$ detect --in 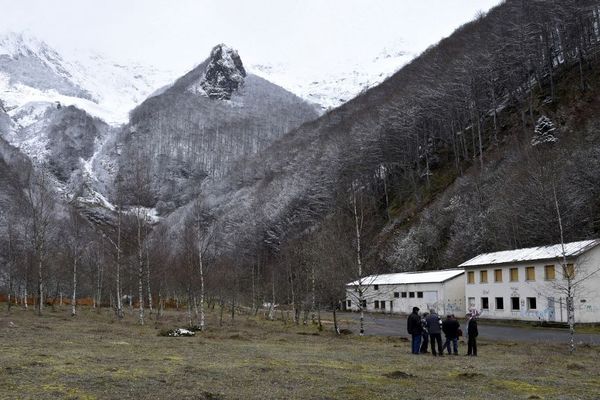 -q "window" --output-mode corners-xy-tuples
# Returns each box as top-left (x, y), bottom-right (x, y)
(494, 269), (503, 282)
(409, 292), (415, 298)
(495, 297), (504, 310)
(417, 292), (423, 298)
(480, 270), (488, 283)
(347, 300), (351, 308)
(467, 271), (475, 284)
(481, 297), (489, 310)
(468, 297), (475, 308)
(511, 297), (520, 311)
(401, 292), (407, 298)
(527, 297), (537, 310)
(526, 266), (535, 281)
(374, 300), (380, 309)
(544, 265), (555, 280)
(380, 301), (386, 310)
(563, 263), (575, 279)
(393, 292), (400, 298)
(361, 300), (367, 308)
(510, 268), (519, 282)
(374, 285), (379, 291)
